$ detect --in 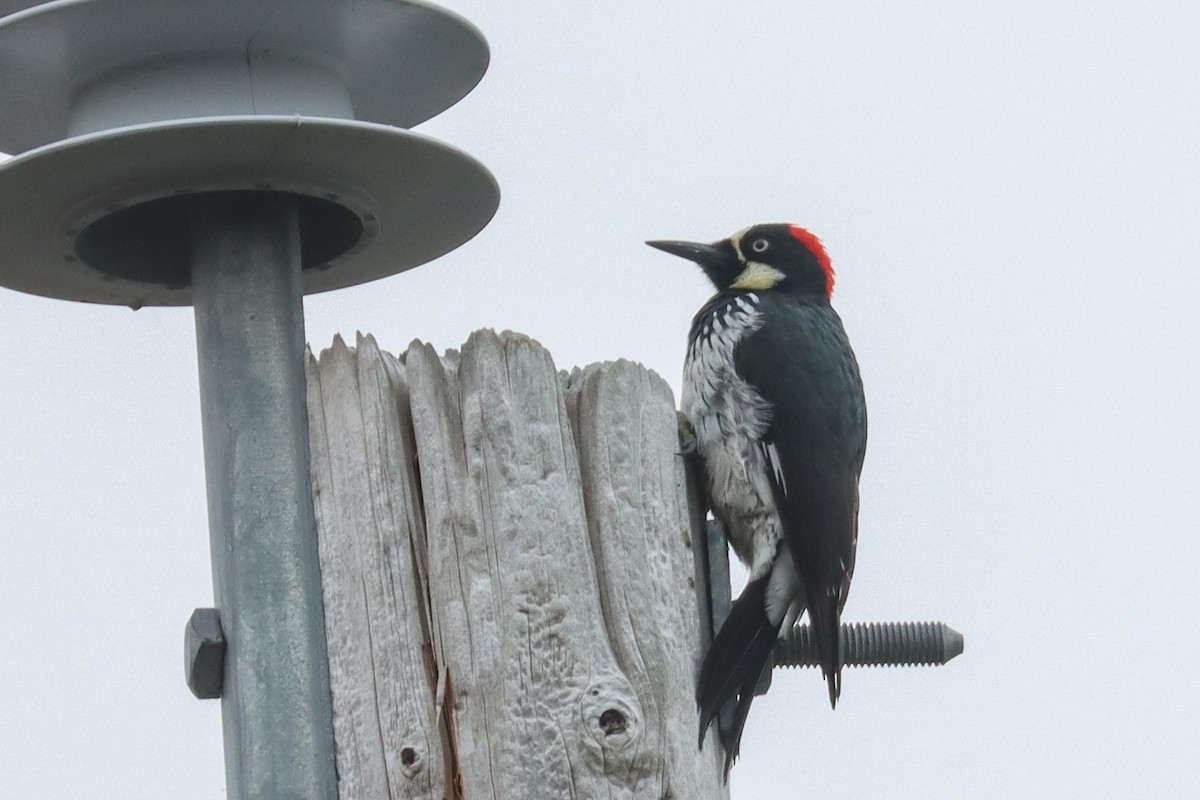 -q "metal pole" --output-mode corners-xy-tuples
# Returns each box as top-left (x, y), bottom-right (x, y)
(191, 192), (338, 800)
